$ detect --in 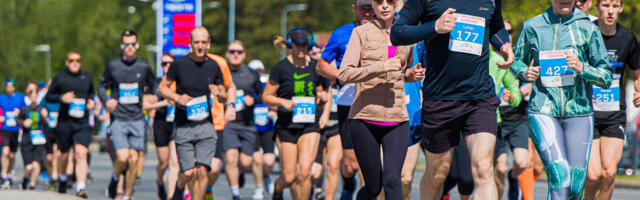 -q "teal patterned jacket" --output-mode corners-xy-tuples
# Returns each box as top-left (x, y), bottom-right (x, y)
(511, 7), (613, 117)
